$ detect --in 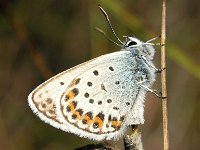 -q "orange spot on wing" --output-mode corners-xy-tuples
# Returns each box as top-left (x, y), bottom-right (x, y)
(82, 115), (92, 125)
(67, 91), (75, 100)
(93, 117), (104, 128)
(68, 78), (81, 87)
(111, 121), (122, 128)
(73, 111), (81, 120)
(68, 102), (75, 111)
